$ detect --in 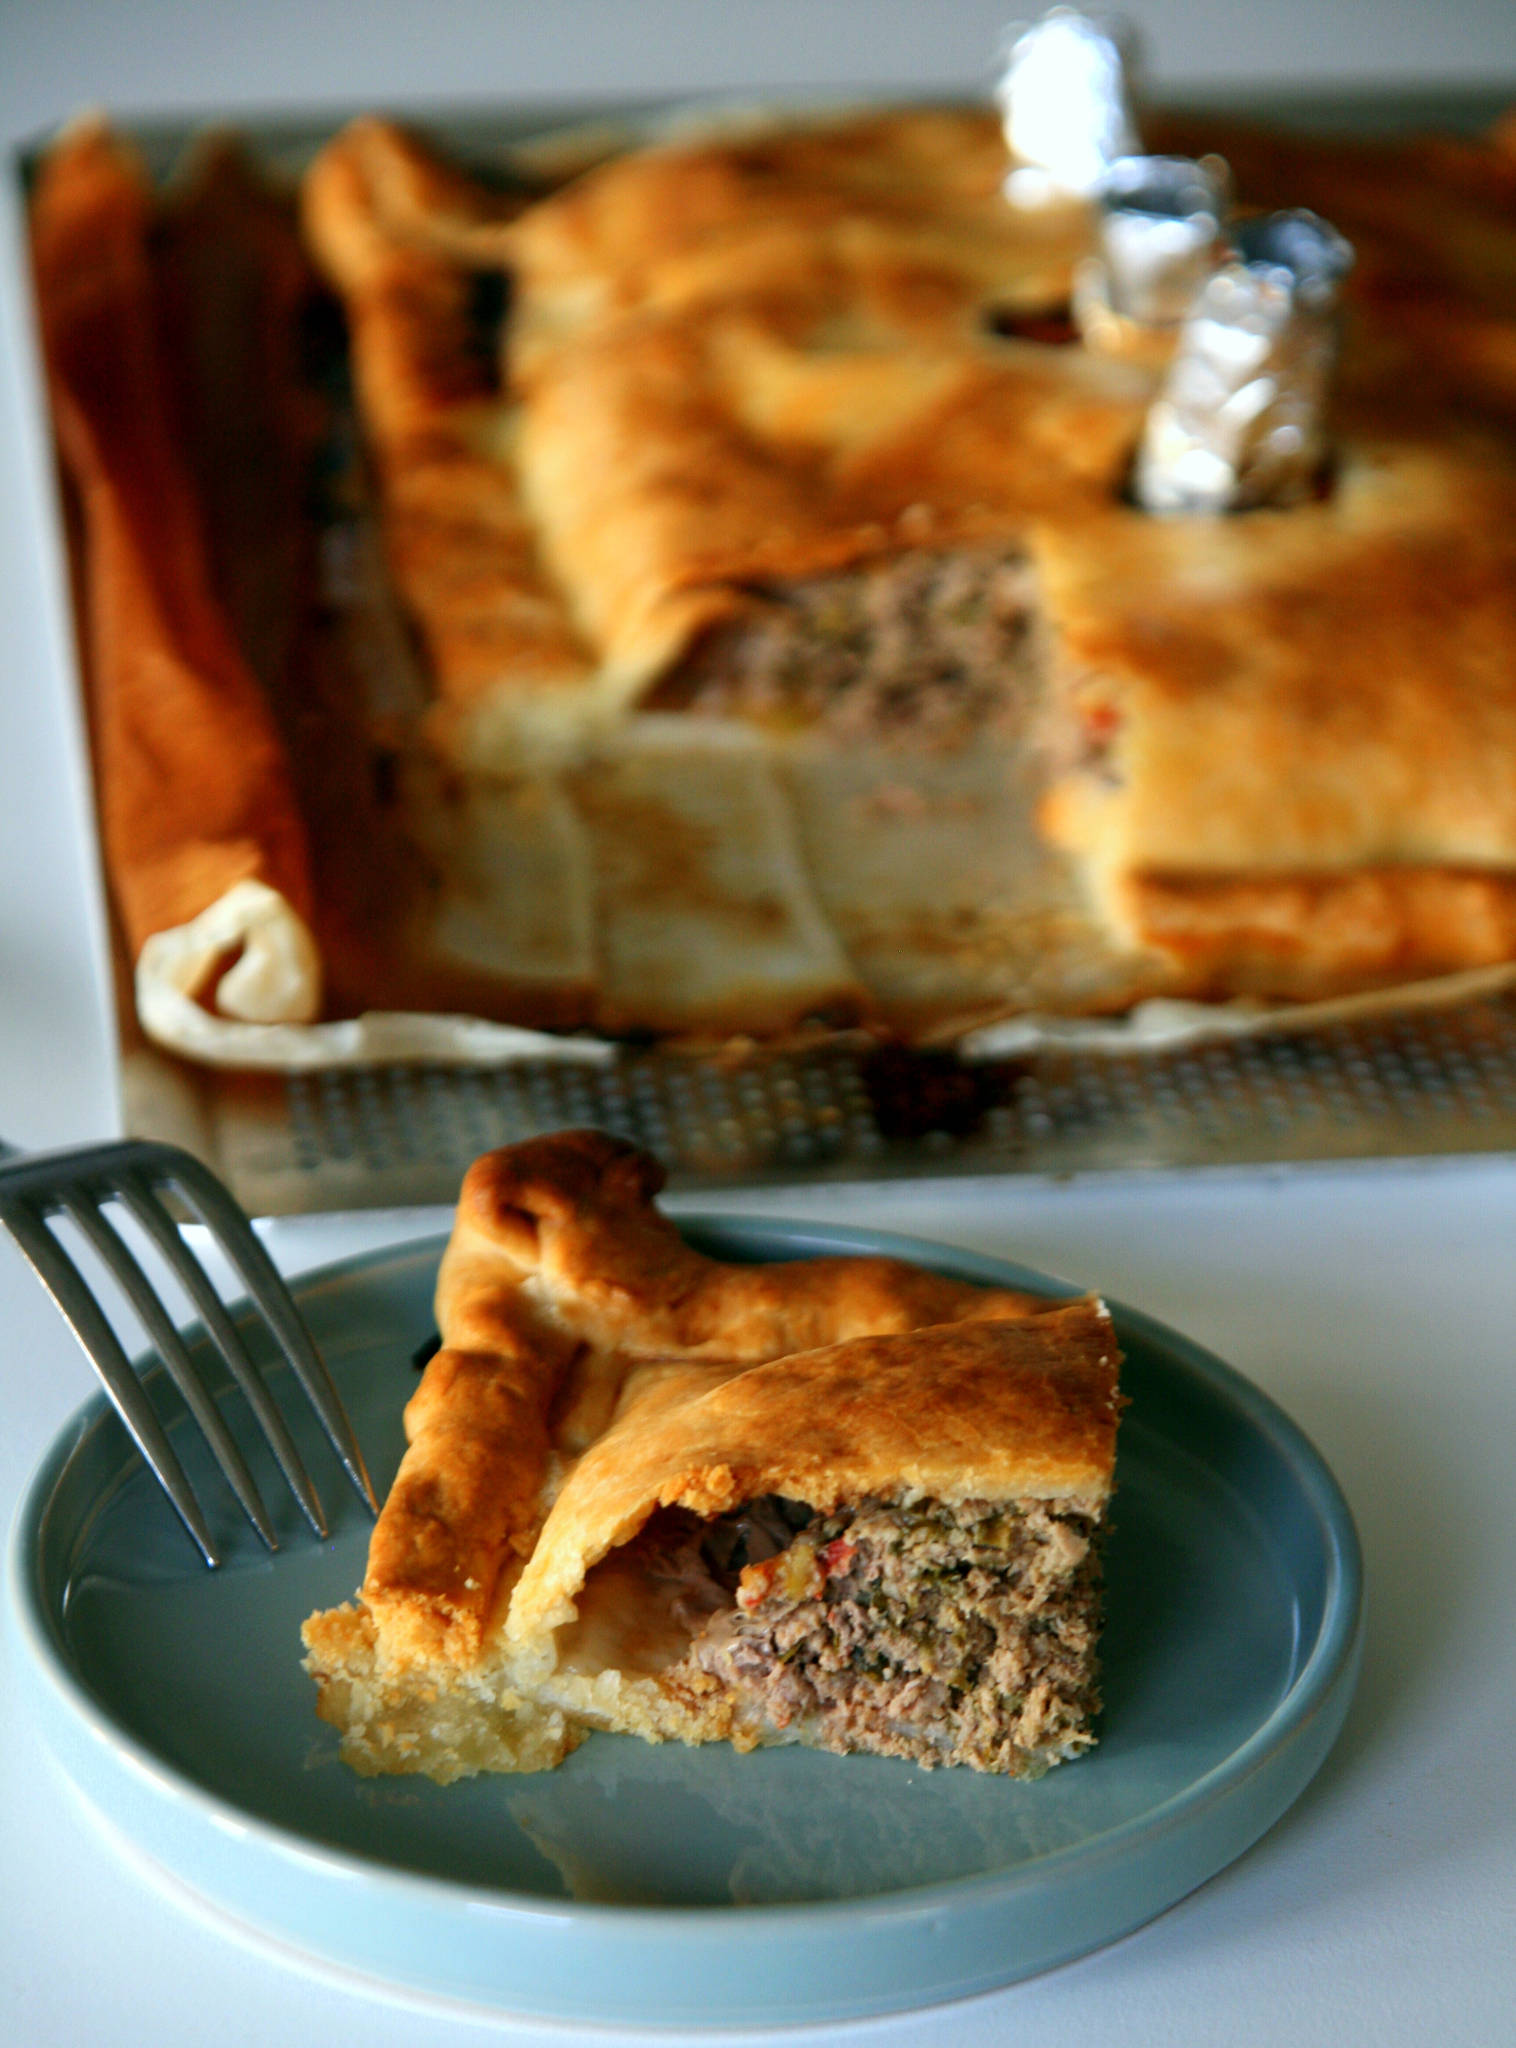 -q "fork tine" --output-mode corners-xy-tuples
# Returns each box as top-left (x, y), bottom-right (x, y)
(150, 1153), (378, 1515)
(59, 1190), (279, 1551)
(0, 1192), (220, 1567)
(110, 1168), (331, 1540)
(3, 1135), (375, 1560)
